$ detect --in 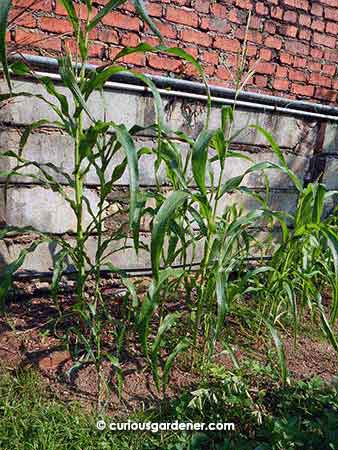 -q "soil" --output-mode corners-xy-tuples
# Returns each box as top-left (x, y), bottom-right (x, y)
(0, 281), (337, 414)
